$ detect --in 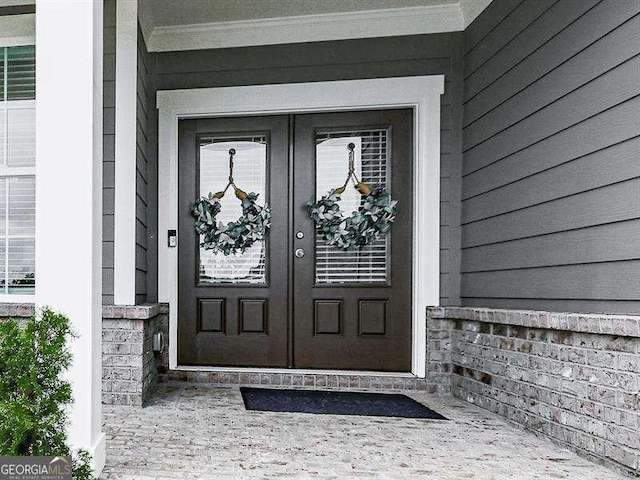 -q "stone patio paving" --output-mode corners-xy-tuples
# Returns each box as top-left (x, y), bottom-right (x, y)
(101, 383), (626, 479)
